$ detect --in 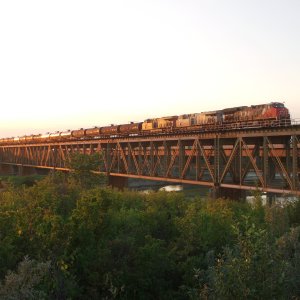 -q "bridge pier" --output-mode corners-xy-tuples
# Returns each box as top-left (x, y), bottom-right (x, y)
(18, 166), (37, 176)
(0, 164), (39, 176)
(266, 193), (276, 205)
(108, 175), (128, 191)
(212, 185), (246, 201)
(0, 164), (15, 176)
